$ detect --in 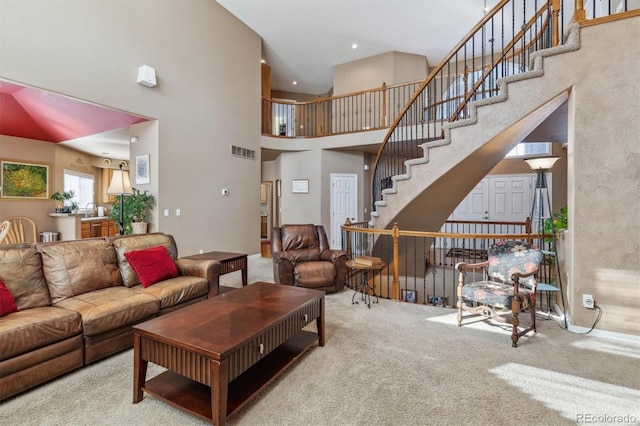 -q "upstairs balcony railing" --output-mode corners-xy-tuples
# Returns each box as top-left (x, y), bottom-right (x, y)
(262, 80), (422, 138)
